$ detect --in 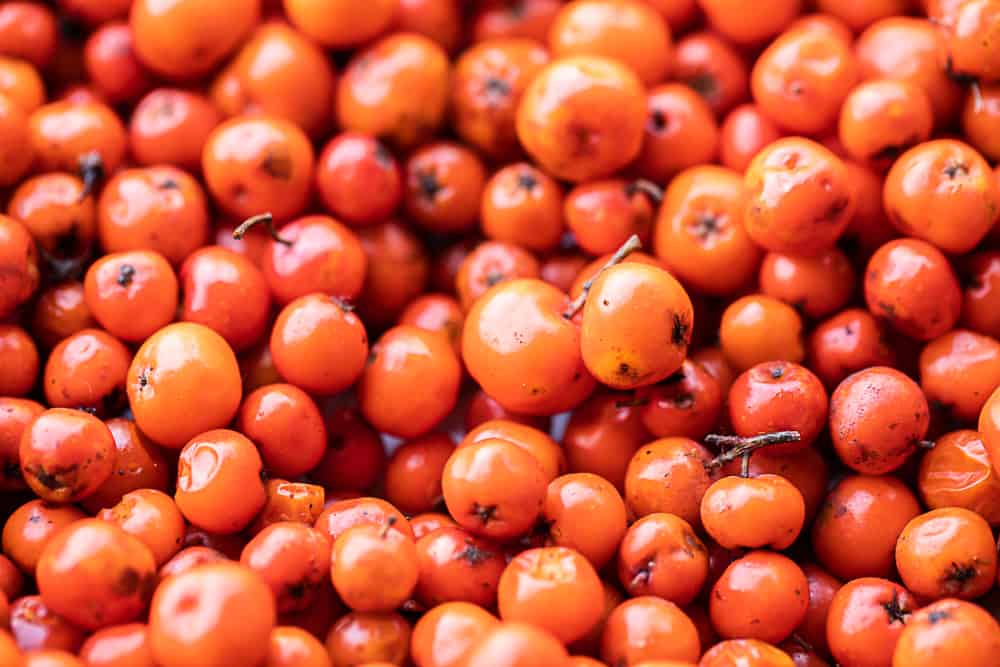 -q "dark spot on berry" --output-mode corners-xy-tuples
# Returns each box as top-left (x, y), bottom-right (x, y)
(671, 313), (690, 346)
(416, 168), (443, 200)
(117, 264), (136, 287)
